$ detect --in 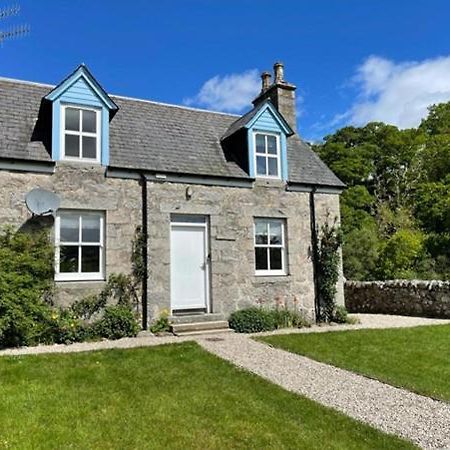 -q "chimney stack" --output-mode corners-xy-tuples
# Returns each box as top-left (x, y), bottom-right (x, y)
(252, 61), (297, 133)
(274, 62), (284, 83)
(261, 71), (271, 91)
